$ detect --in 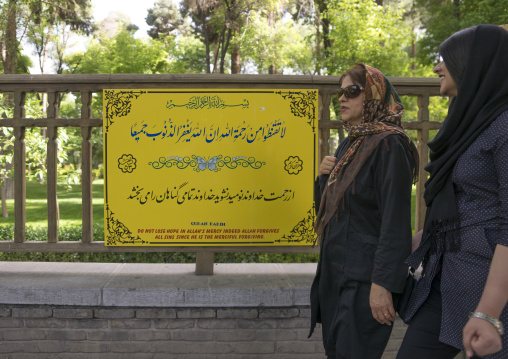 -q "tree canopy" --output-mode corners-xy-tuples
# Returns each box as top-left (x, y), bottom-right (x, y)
(0, 0), (95, 74)
(0, 0), (506, 76)
(416, 0), (508, 65)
